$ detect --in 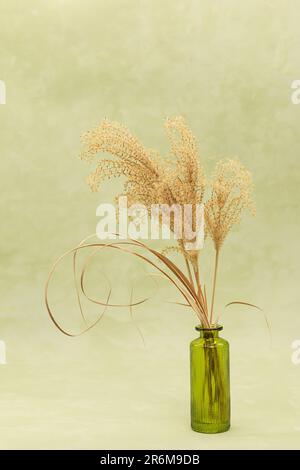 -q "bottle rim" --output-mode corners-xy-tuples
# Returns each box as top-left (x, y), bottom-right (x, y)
(195, 324), (223, 332)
